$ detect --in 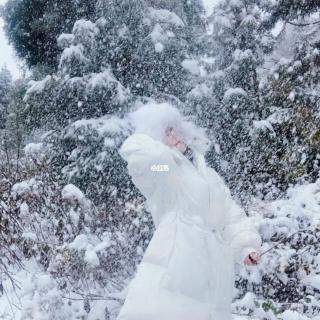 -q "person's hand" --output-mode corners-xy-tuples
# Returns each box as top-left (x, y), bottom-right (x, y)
(164, 127), (187, 153)
(244, 252), (261, 266)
